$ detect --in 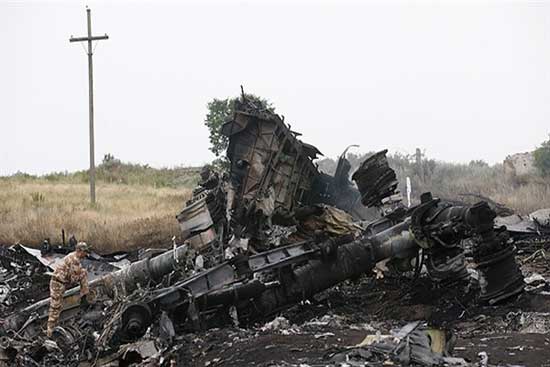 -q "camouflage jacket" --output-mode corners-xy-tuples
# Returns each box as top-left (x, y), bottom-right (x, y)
(52, 252), (89, 295)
